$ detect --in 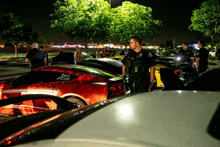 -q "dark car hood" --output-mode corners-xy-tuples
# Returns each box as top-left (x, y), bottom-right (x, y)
(160, 68), (184, 90)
